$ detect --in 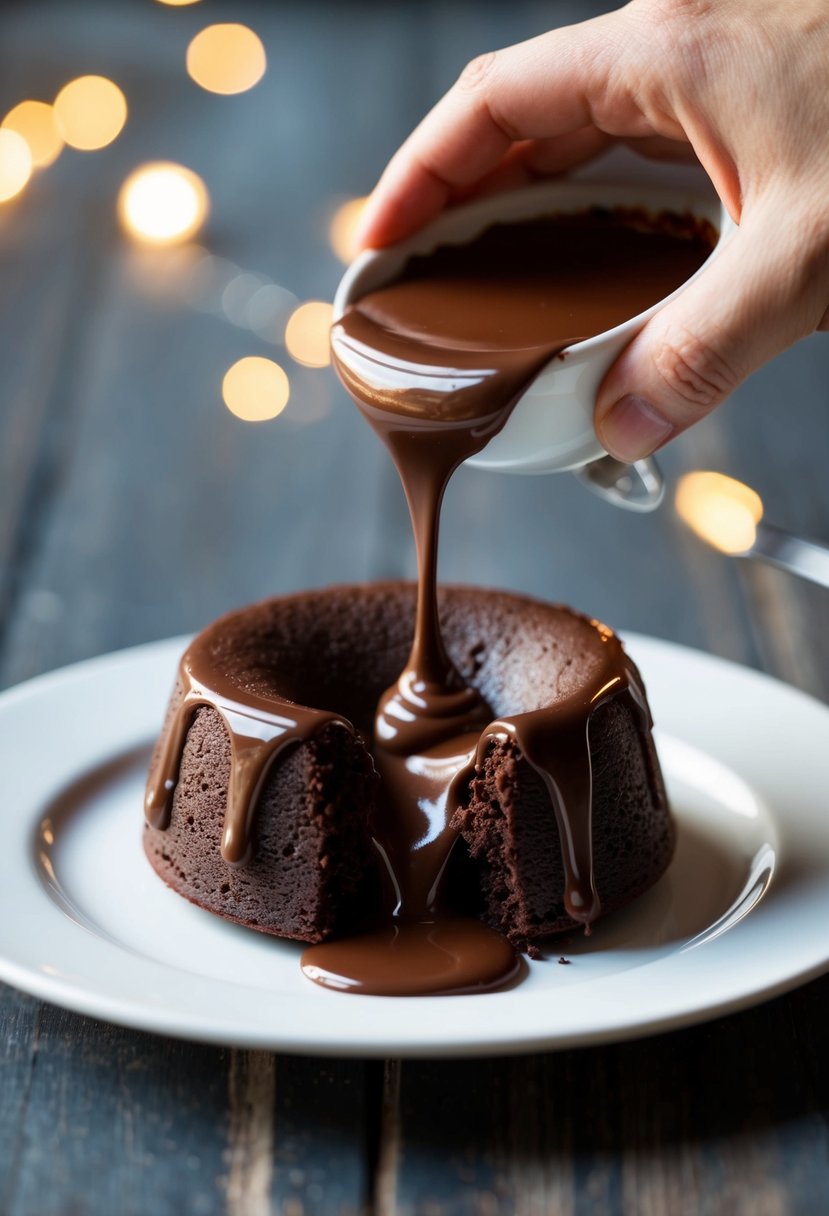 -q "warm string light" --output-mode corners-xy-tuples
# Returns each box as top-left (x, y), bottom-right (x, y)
(329, 196), (368, 263)
(223, 356), (290, 421)
(0, 14), (343, 435)
(0, 80), (126, 204)
(118, 162), (209, 246)
(187, 24), (267, 95)
(285, 301), (333, 367)
(675, 472), (764, 554)
(2, 101), (63, 169)
(54, 76), (127, 151)
(0, 130), (32, 203)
